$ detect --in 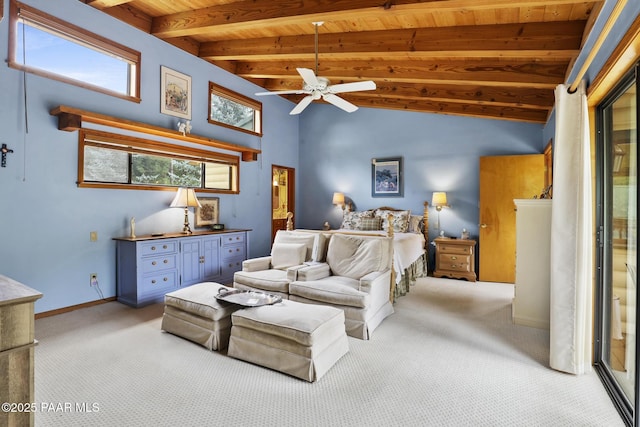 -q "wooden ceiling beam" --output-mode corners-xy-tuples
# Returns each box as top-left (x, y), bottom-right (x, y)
(234, 59), (565, 87)
(199, 21), (585, 60)
(260, 80), (553, 109)
(149, 0), (593, 38)
(280, 94), (549, 123)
